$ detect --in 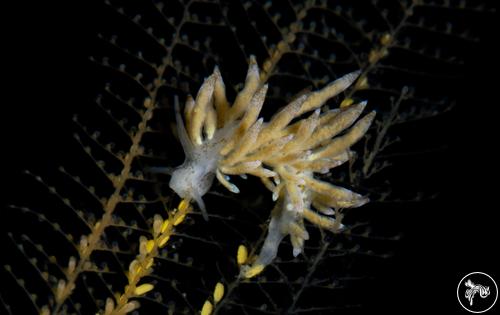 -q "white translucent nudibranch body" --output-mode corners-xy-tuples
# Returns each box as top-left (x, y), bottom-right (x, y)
(167, 56), (375, 277)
